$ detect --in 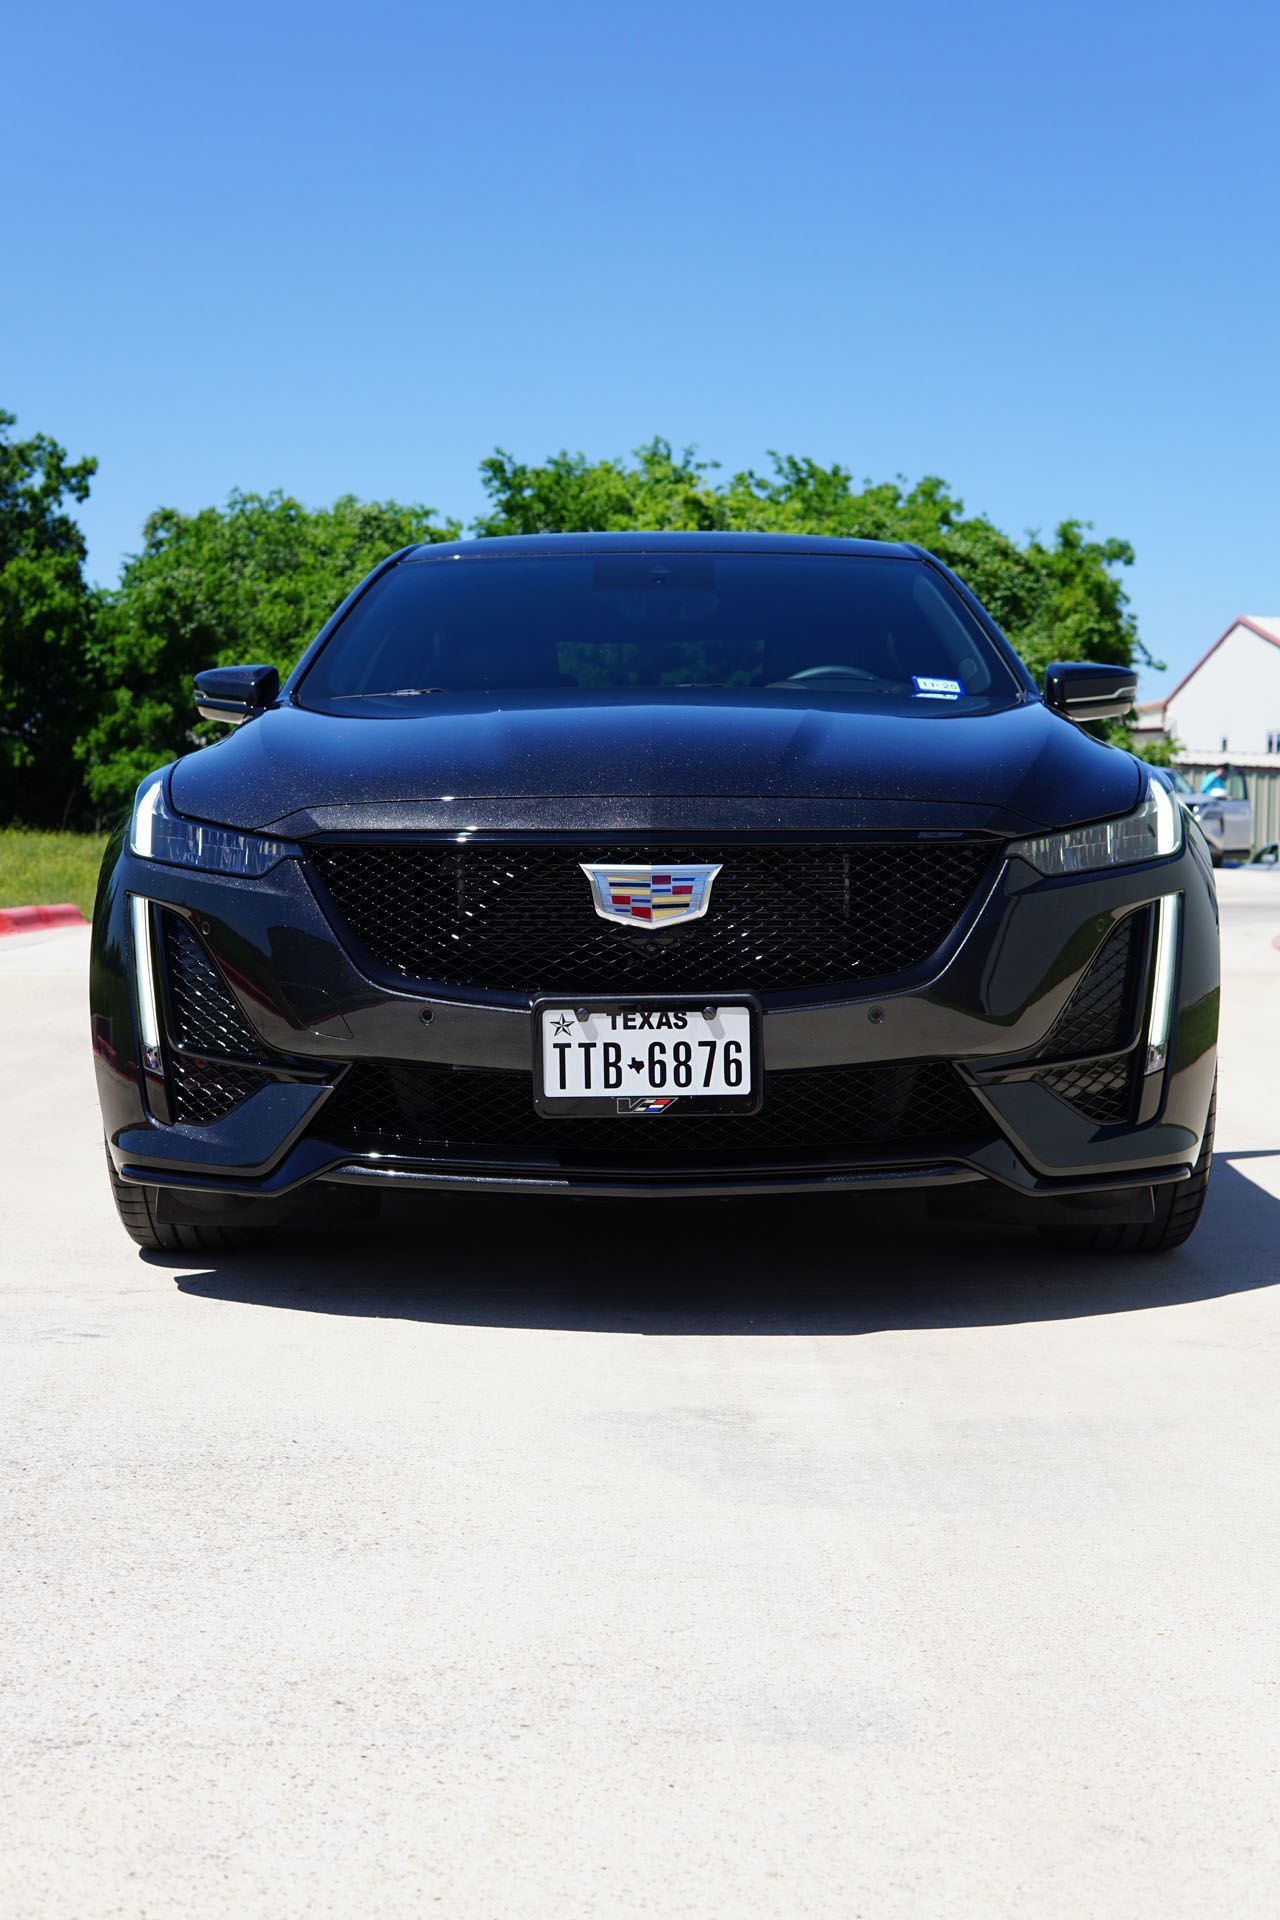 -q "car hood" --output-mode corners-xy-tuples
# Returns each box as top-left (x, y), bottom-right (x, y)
(168, 691), (1141, 837)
